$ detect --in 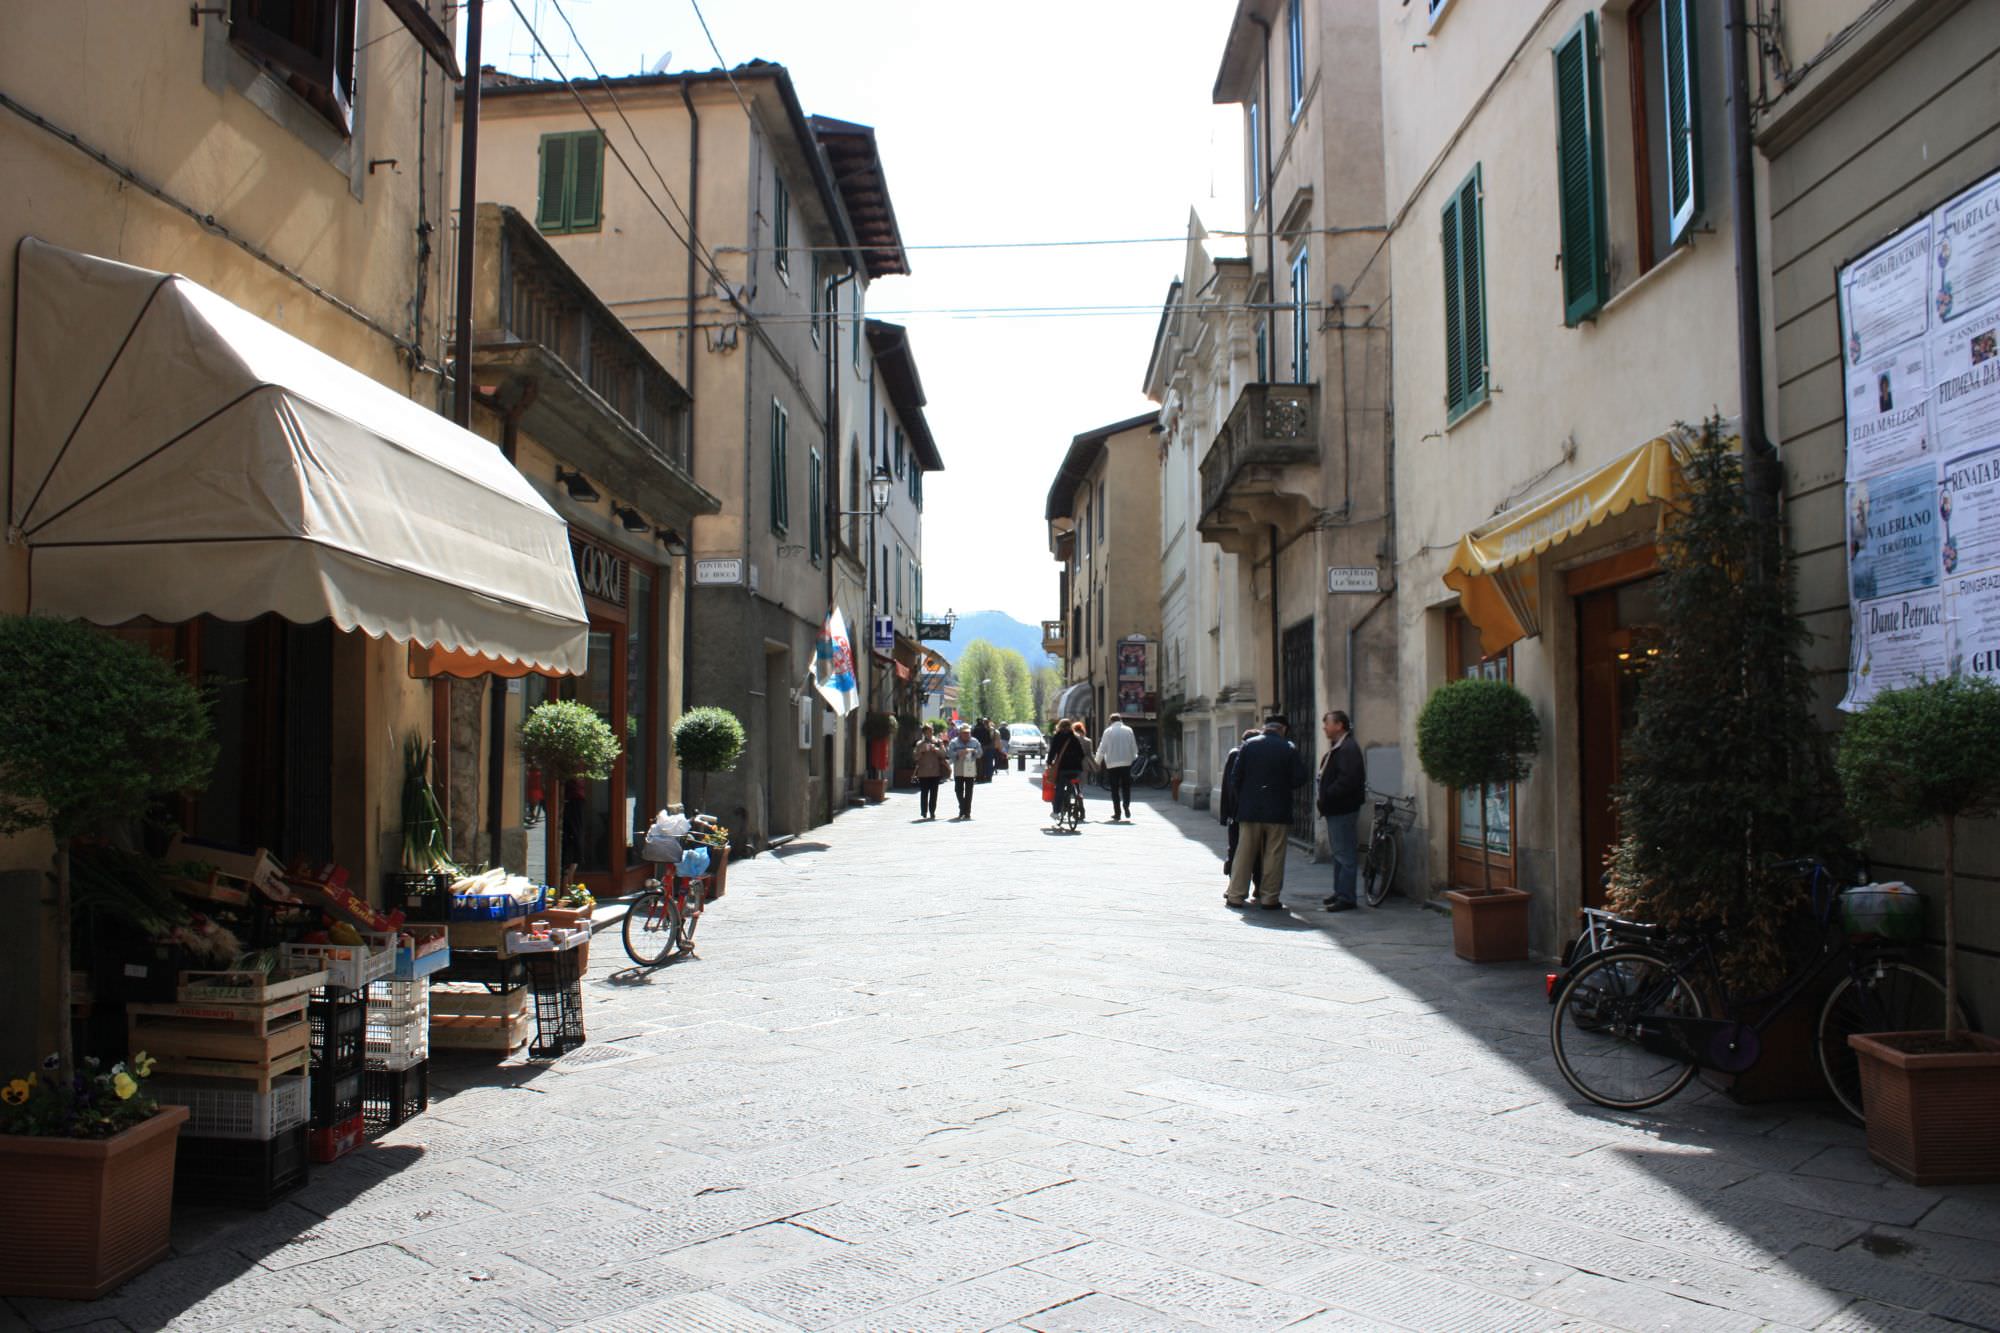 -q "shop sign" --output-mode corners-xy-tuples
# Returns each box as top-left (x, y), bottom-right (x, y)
(1327, 566), (1380, 594)
(694, 557), (744, 585)
(1116, 636), (1155, 716)
(873, 615), (895, 653)
(571, 534), (627, 607)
